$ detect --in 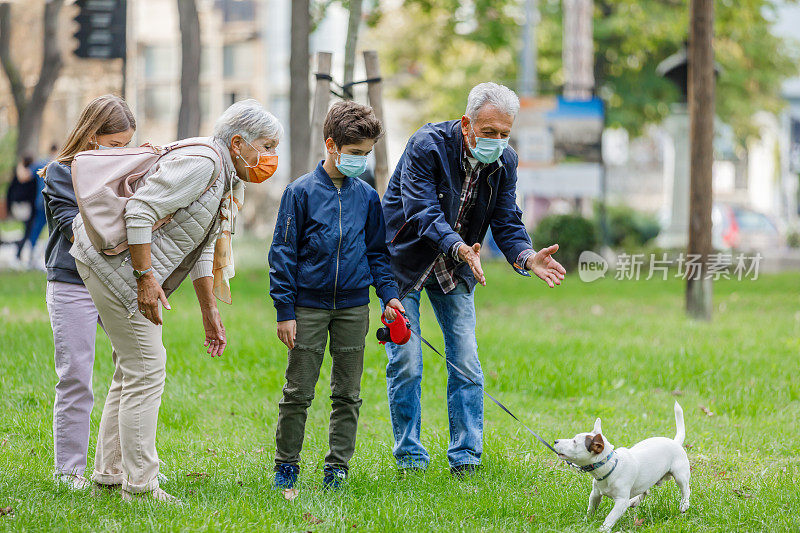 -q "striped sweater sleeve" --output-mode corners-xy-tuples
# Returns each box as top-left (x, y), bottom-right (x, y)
(189, 237), (216, 281)
(125, 154), (216, 245)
